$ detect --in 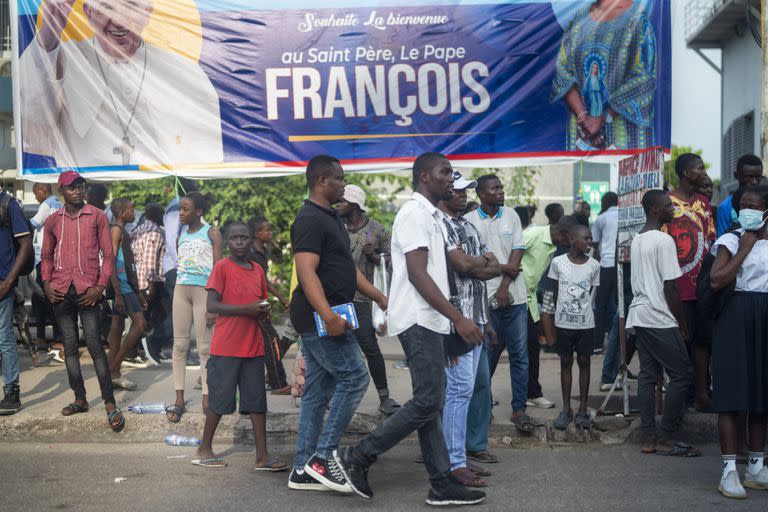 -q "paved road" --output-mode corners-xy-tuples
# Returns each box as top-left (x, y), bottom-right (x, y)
(0, 442), (763, 511)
